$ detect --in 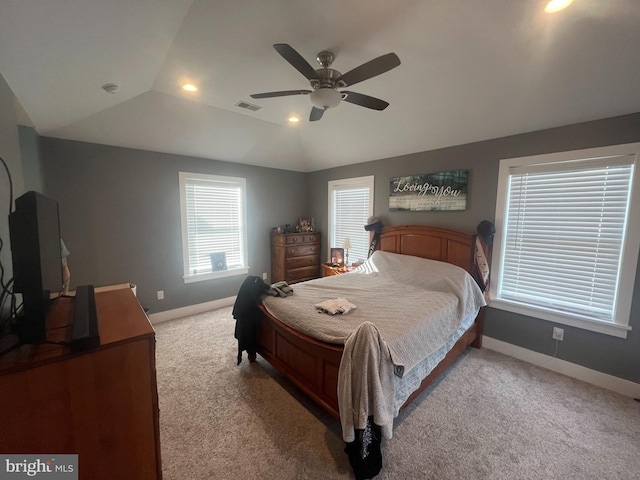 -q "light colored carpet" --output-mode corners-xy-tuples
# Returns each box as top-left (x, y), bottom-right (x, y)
(155, 306), (640, 479)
